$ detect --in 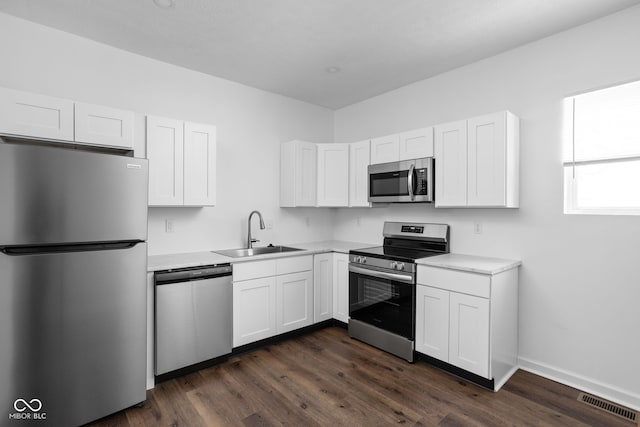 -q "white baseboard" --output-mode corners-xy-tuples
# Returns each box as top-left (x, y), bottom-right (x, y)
(518, 356), (640, 412)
